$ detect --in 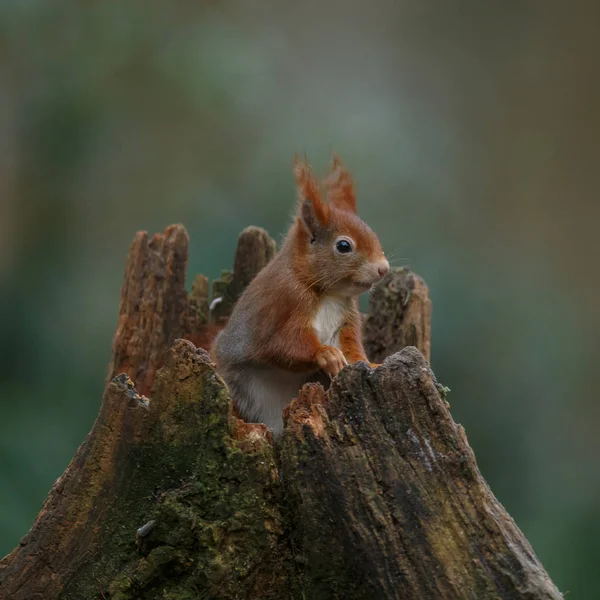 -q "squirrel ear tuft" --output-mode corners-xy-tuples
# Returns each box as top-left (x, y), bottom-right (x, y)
(325, 153), (357, 214)
(293, 156), (329, 235)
